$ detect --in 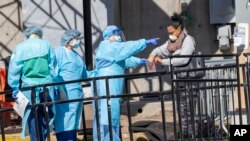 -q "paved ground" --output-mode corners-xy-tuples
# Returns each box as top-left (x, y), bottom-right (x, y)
(1, 112), (171, 141)
(0, 100), (178, 141)
(2, 101), (243, 140)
